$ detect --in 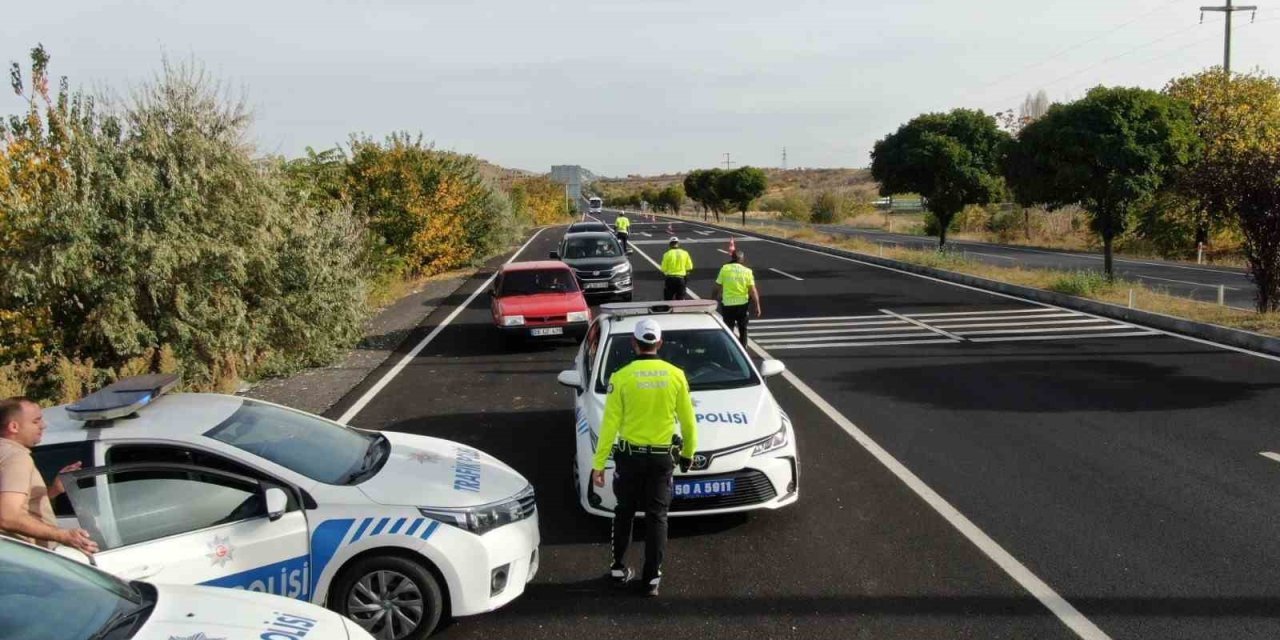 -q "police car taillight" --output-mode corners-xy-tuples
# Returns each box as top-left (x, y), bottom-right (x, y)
(66, 373), (180, 423)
